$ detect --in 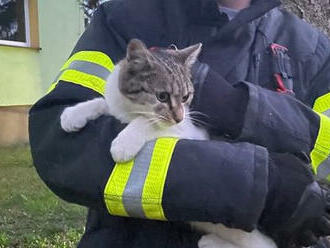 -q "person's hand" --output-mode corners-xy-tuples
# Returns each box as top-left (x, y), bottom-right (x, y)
(259, 152), (330, 248)
(278, 184), (330, 248)
(312, 237), (330, 248)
